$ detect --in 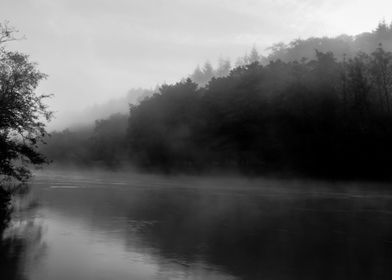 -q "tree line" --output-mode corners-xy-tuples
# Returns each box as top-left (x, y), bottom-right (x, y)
(42, 46), (392, 179)
(125, 47), (392, 179)
(189, 21), (392, 87)
(41, 22), (392, 180)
